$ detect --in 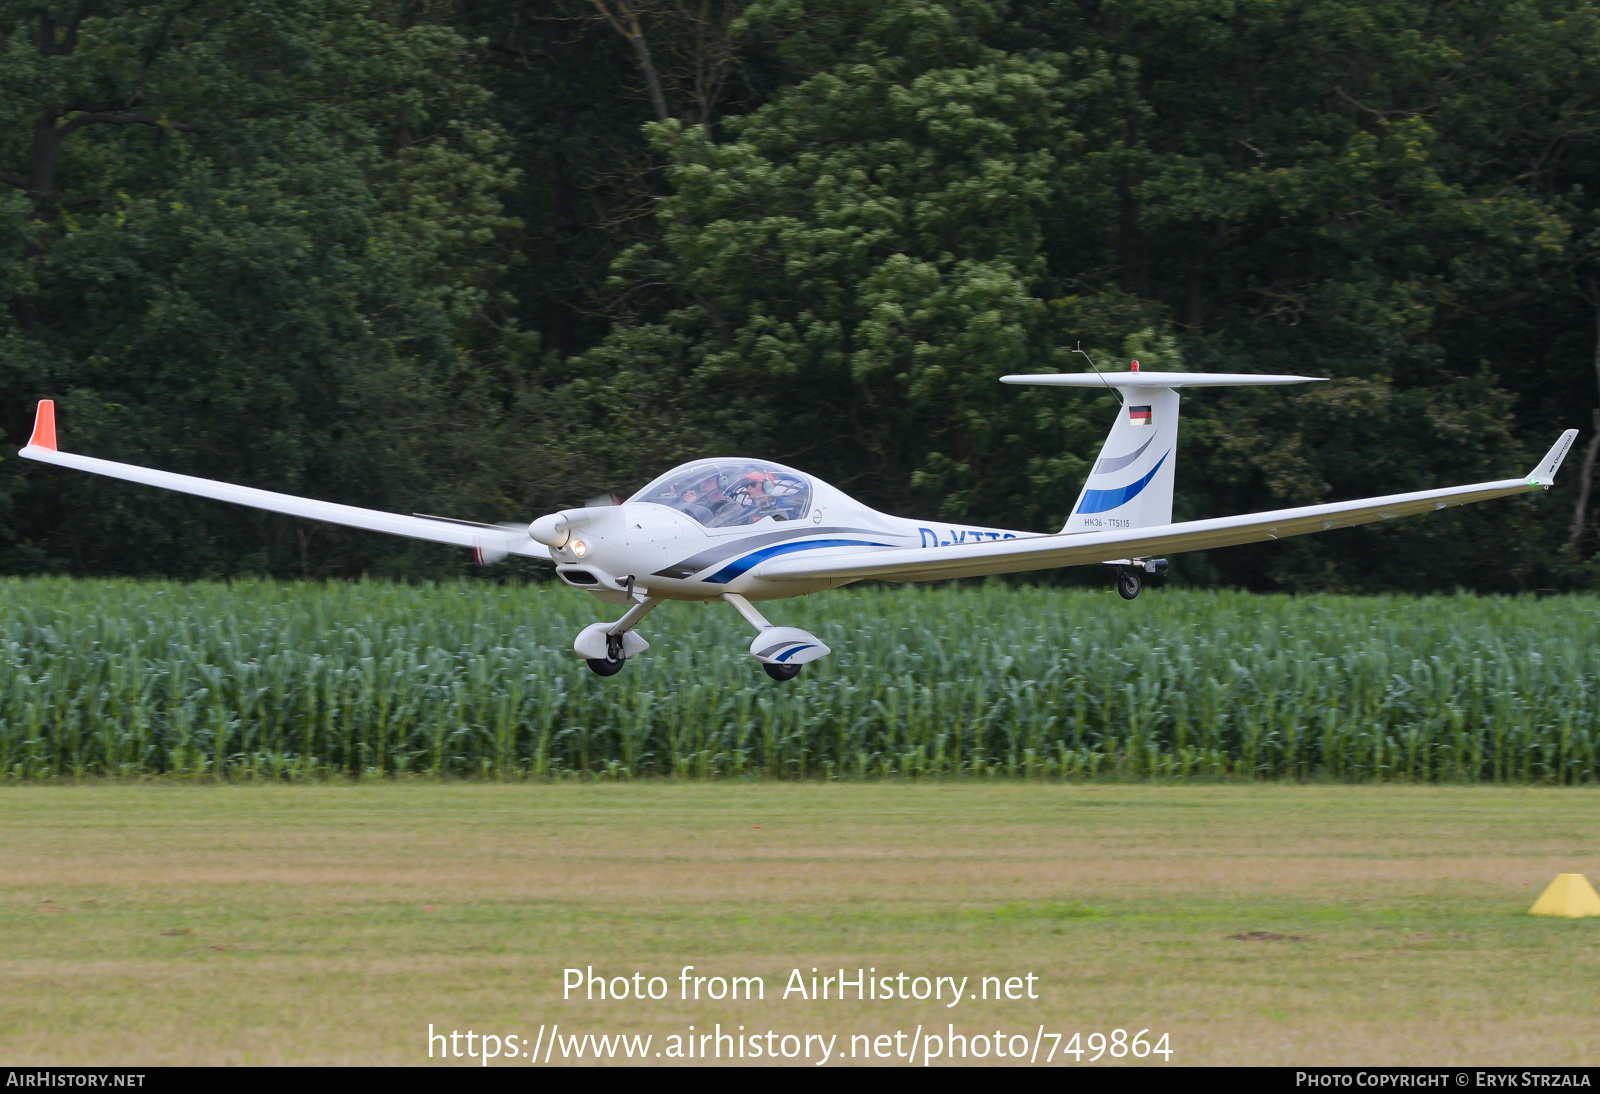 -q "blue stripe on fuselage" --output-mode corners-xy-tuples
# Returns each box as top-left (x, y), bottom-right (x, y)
(703, 538), (892, 583)
(1076, 451), (1169, 514)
